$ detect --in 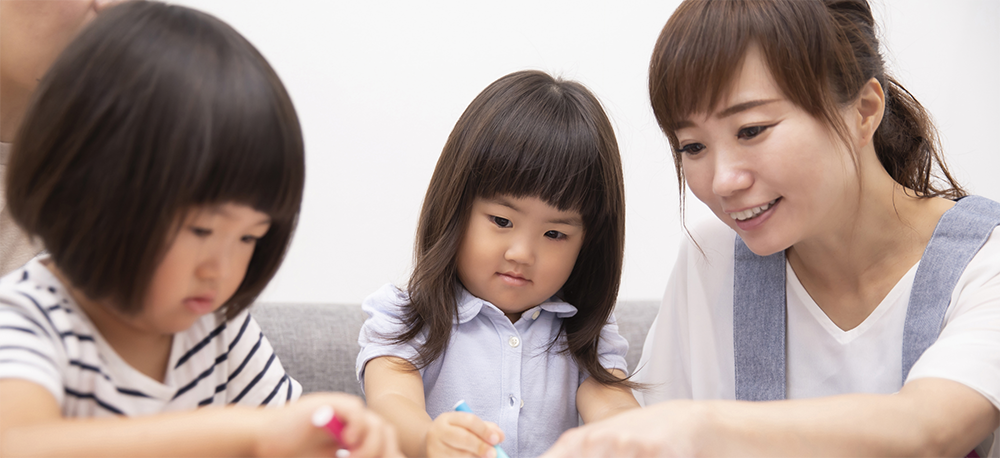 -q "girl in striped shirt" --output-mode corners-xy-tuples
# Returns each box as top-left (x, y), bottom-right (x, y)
(0, 2), (399, 456)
